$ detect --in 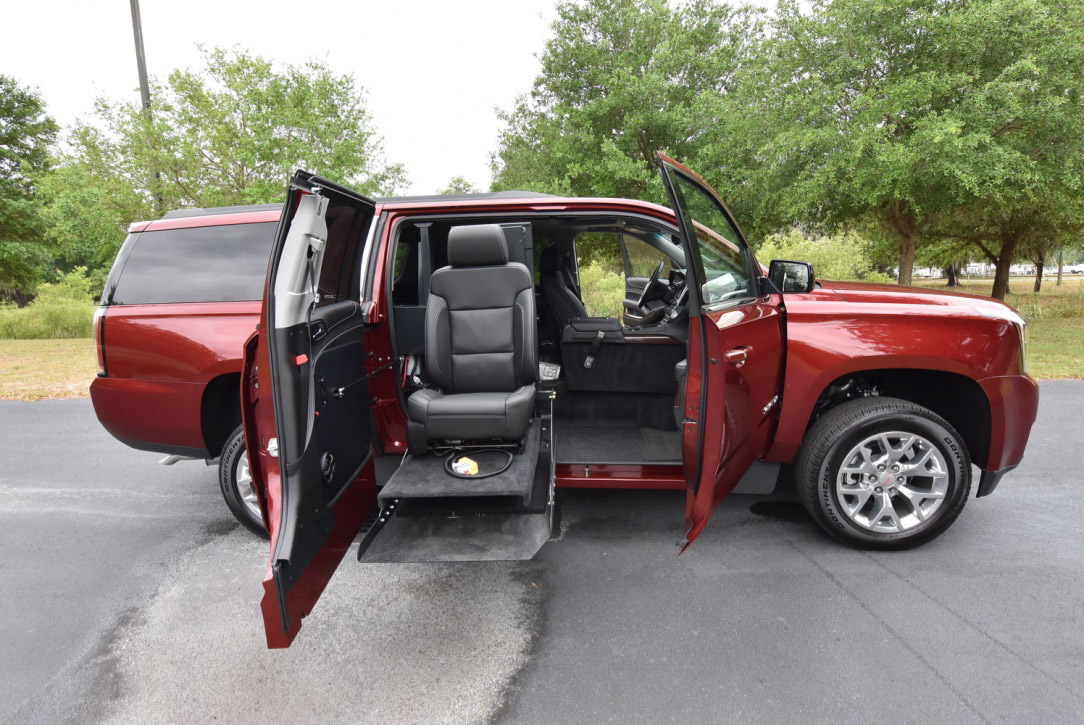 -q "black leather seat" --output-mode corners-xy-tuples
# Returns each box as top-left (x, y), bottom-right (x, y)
(406, 224), (537, 454)
(539, 246), (587, 328)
